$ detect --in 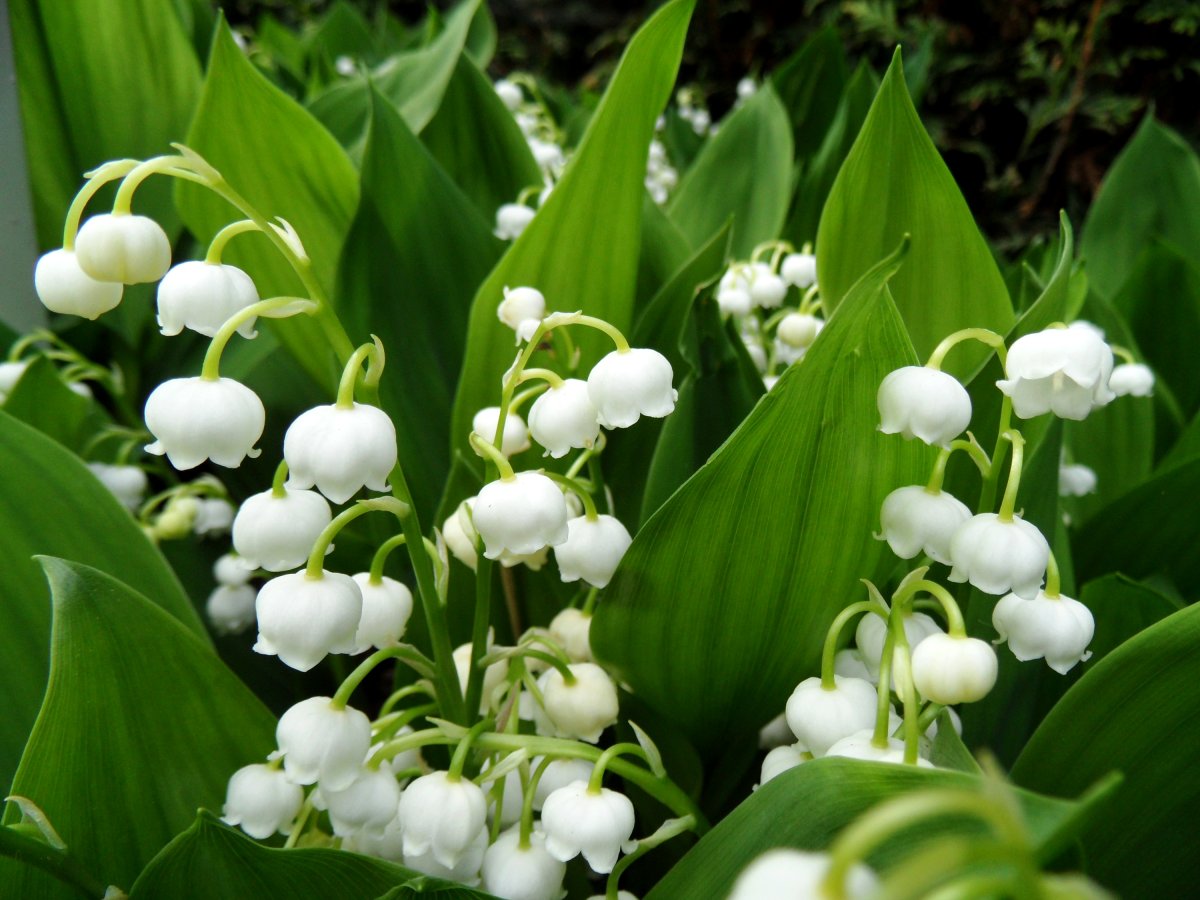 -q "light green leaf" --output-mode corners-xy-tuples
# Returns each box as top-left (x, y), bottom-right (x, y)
(449, 0), (696, 457)
(0, 558), (273, 897)
(769, 26), (848, 160)
(591, 243), (932, 757)
(1013, 603), (1200, 896)
(666, 85), (793, 258)
(1080, 116), (1200, 301)
(337, 88), (502, 521)
(176, 17), (360, 388)
(0, 410), (203, 792)
(637, 194), (694, 306)
(0, 356), (100, 452)
(816, 50), (1013, 373)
